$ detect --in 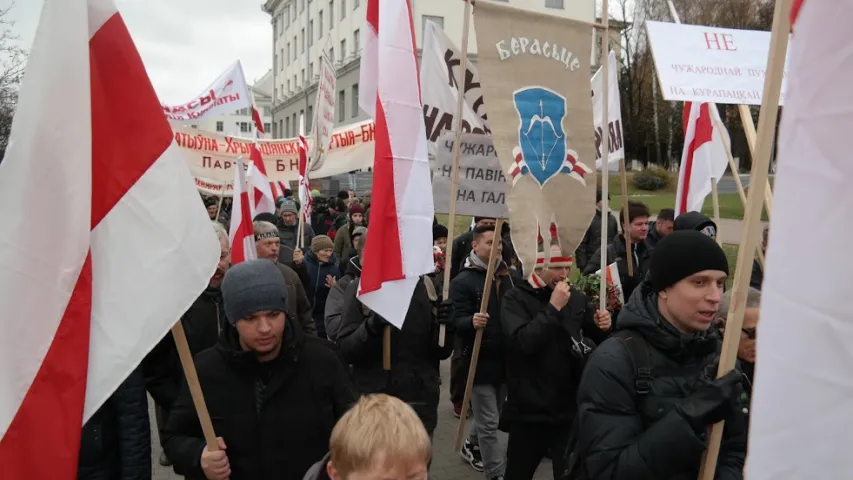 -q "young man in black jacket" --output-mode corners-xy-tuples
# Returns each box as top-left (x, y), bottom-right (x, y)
(163, 260), (357, 480)
(573, 231), (747, 480)
(575, 189), (619, 272)
(450, 225), (514, 478)
(336, 250), (456, 439)
(501, 244), (611, 480)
